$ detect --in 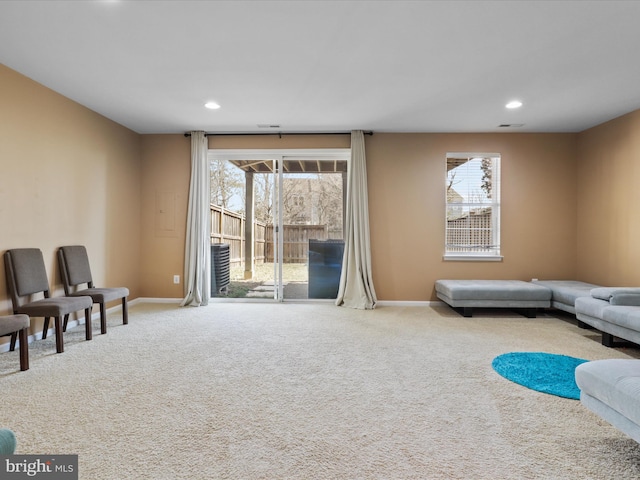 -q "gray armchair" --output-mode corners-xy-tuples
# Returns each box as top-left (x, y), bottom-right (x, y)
(4, 248), (93, 354)
(58, 245), (129, 335)
(0, 314), (29, 371)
